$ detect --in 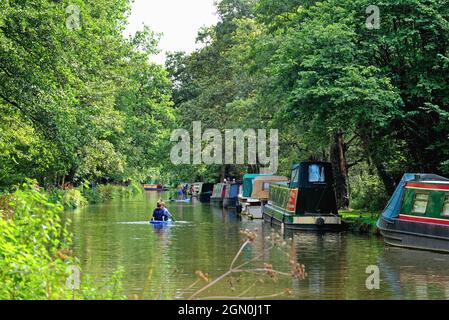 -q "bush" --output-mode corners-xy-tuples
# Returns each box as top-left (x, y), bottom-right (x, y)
(0, 180), (125, 300)
(62, 189), (88, 209)
(350, 172), (389, 212)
